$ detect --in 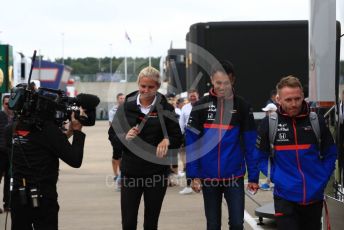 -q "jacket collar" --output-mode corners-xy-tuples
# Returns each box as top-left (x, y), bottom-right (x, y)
(125, 91), (168, 108)
(277, 100), (310, 119)
(209, 88), (234, 100)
